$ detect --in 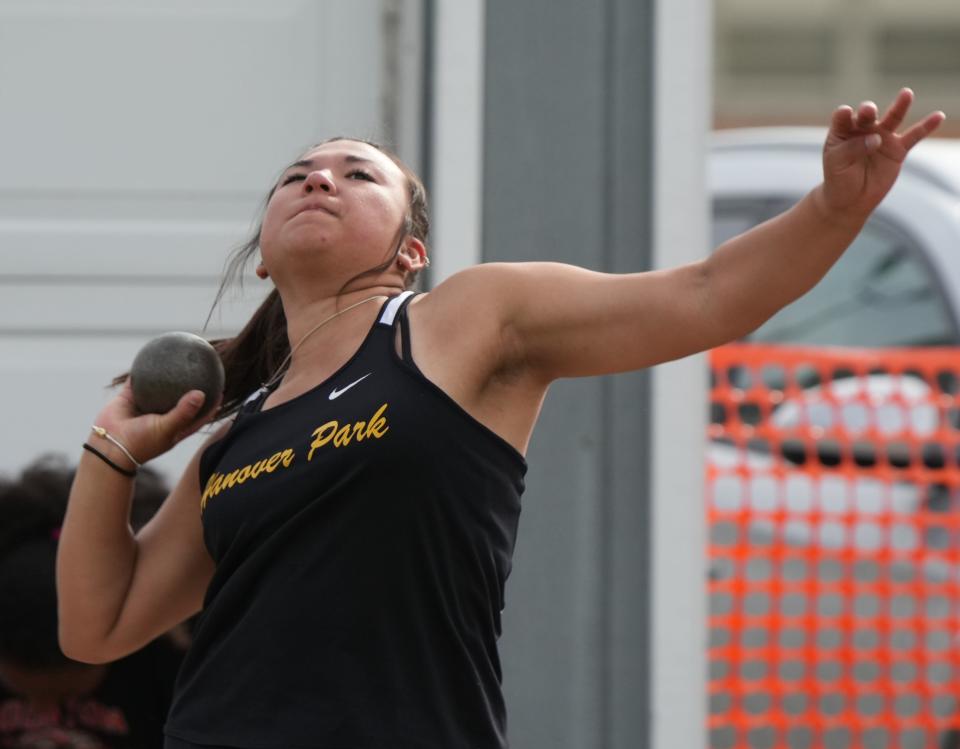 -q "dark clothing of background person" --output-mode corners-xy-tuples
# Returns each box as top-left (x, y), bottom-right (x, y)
(0, 638), (183, 749)
(0, 457), (184, 749)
